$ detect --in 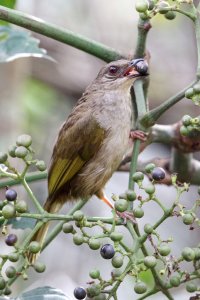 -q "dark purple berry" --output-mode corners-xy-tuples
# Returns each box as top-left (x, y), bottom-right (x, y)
(151, 167), (166, 181)
(74, 287), (86, 299)
(100, 244), (115, 259)
(5, 189), (17, 201)
(5, 234), (17, 246)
